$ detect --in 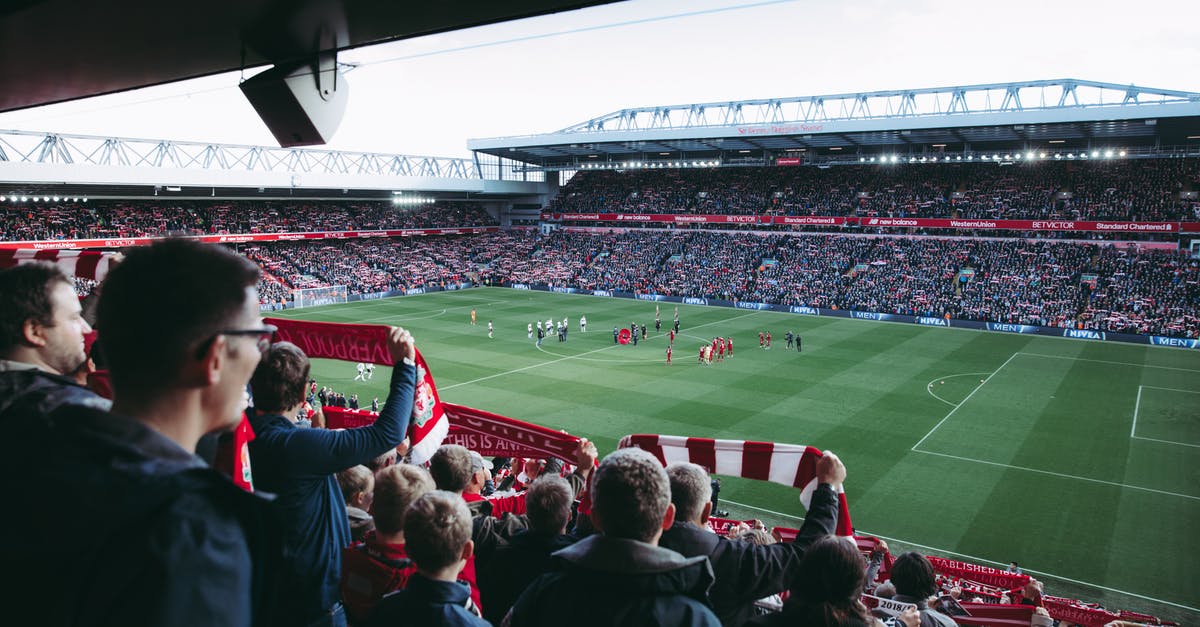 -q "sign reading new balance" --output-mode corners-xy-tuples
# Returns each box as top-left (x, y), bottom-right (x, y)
(1062, 329), (1105, 340)
(683, 297), (709, 306)
(916, 317), (949, 327)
